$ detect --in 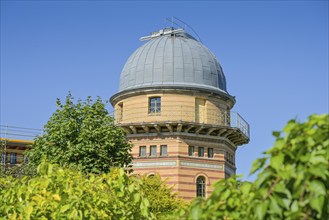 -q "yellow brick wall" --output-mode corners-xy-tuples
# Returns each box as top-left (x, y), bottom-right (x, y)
(115, 93), (230, 126)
